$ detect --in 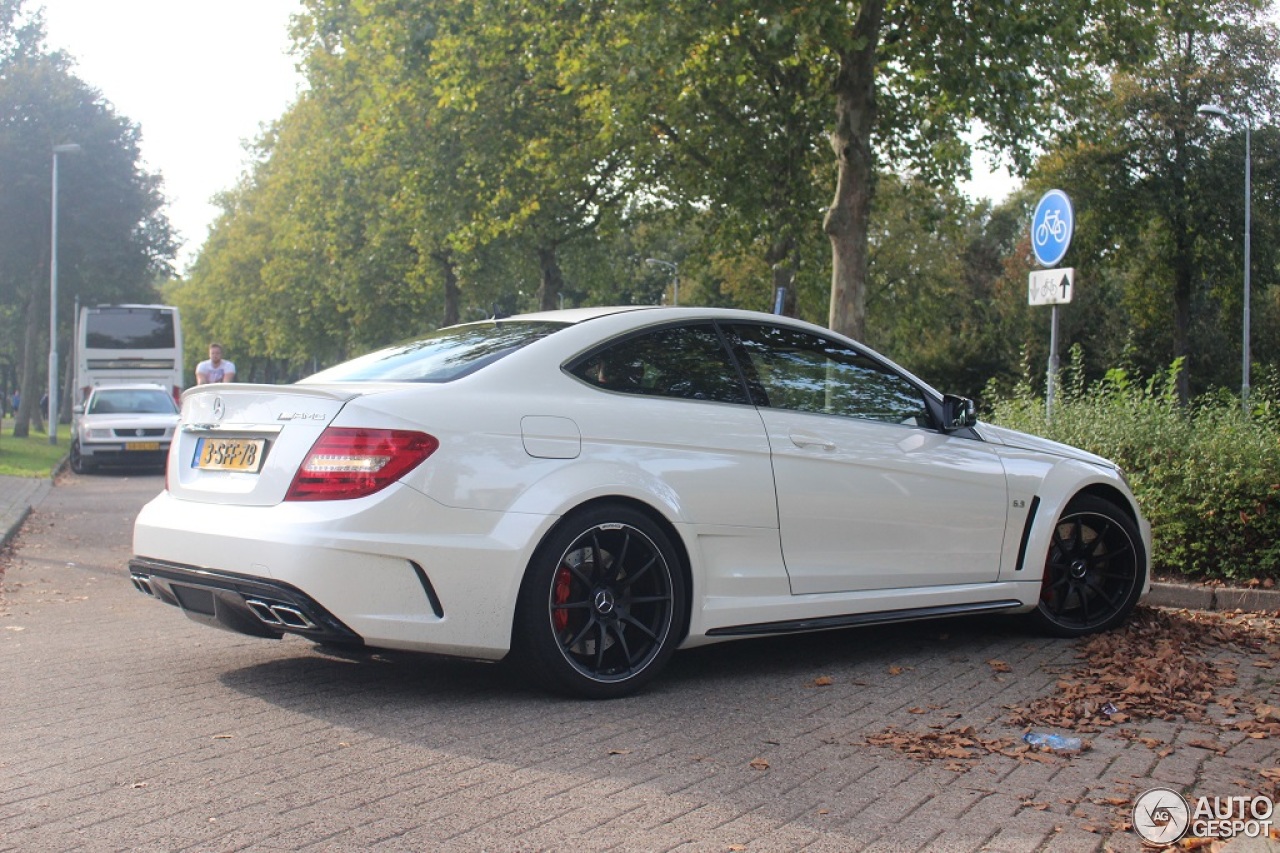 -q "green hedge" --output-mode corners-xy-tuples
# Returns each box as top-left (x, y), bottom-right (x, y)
(985, 351), (1280, 581)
